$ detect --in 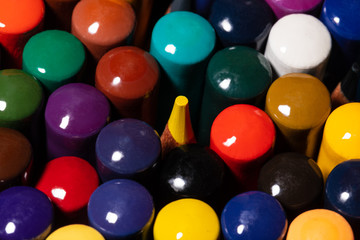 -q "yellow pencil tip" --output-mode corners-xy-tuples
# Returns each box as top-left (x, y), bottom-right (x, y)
(175, 95), (189, 107)
(168, 96), (195, 145)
